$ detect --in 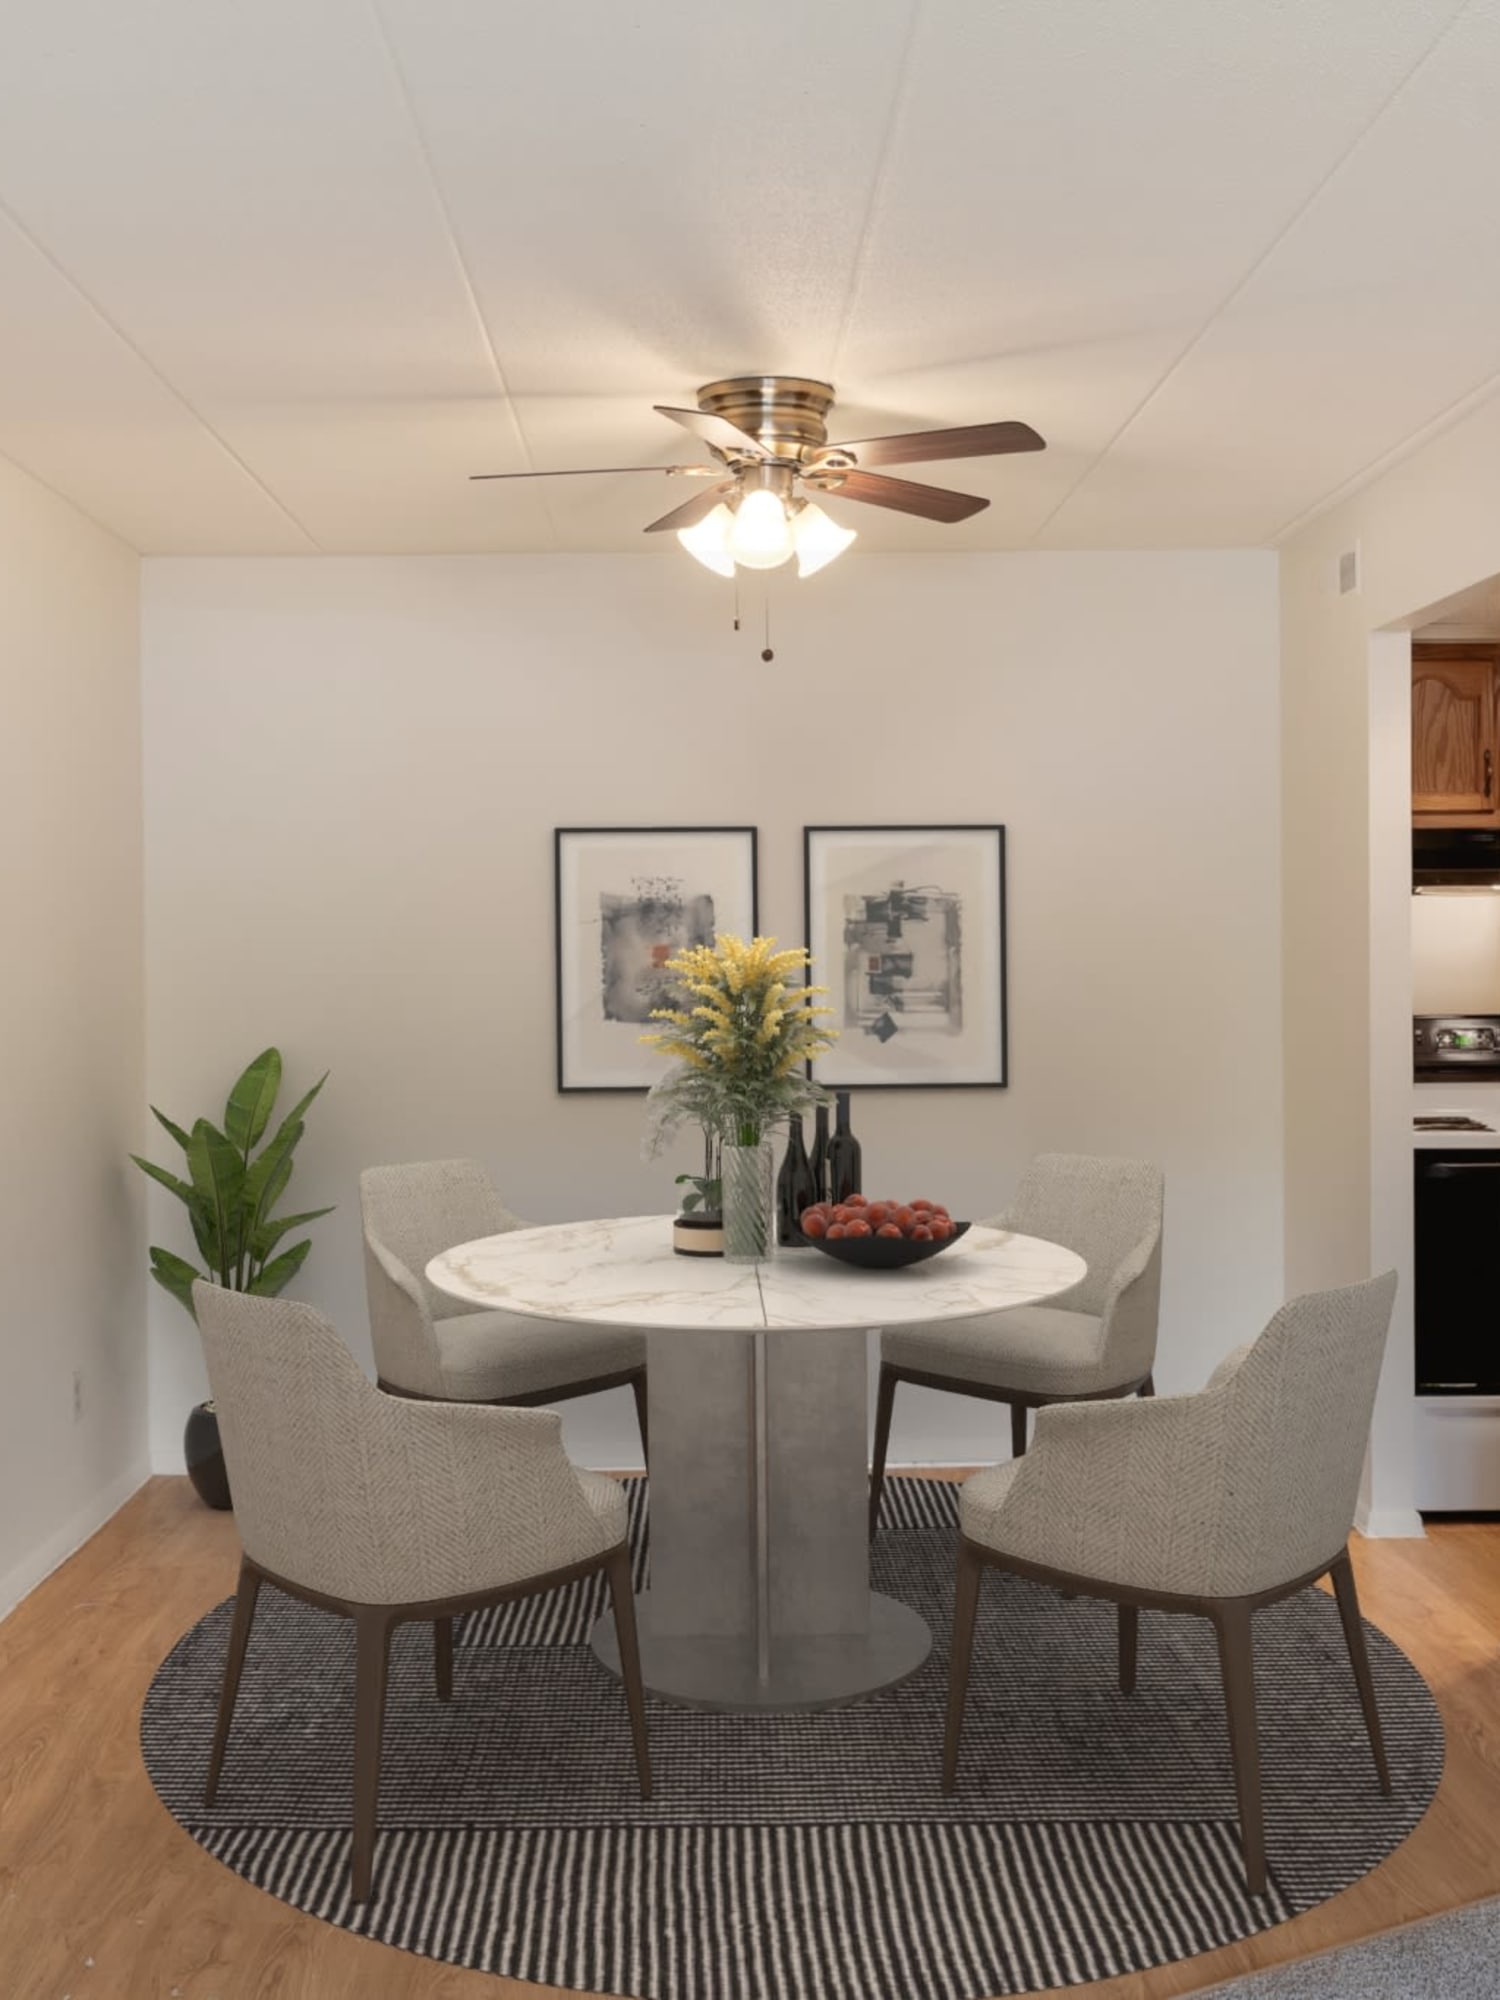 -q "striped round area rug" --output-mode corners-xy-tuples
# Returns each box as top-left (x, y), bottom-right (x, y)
(141, 1479), (1443, 2000)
